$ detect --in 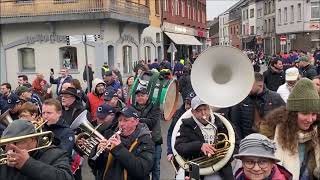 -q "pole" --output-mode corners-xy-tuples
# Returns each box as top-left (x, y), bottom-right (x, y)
(84, 33), (90, 92)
